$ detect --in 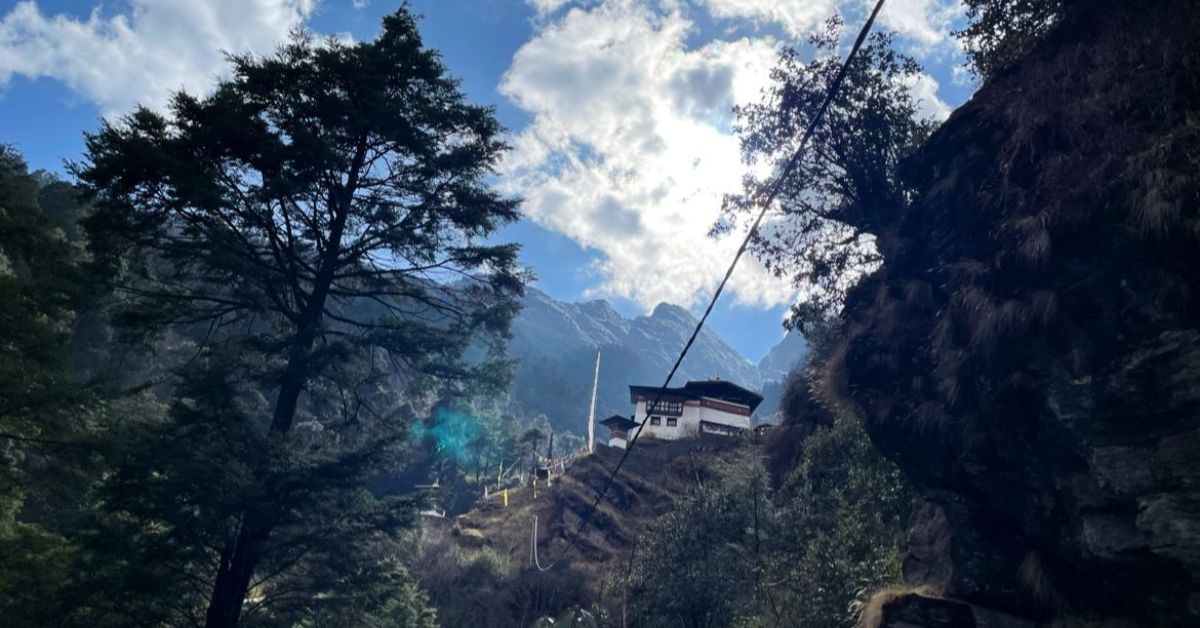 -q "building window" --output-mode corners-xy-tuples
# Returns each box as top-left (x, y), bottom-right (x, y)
(666, 417), (677, 427)
(649, 416), (661, 426)
(644, 398), (683, 416)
